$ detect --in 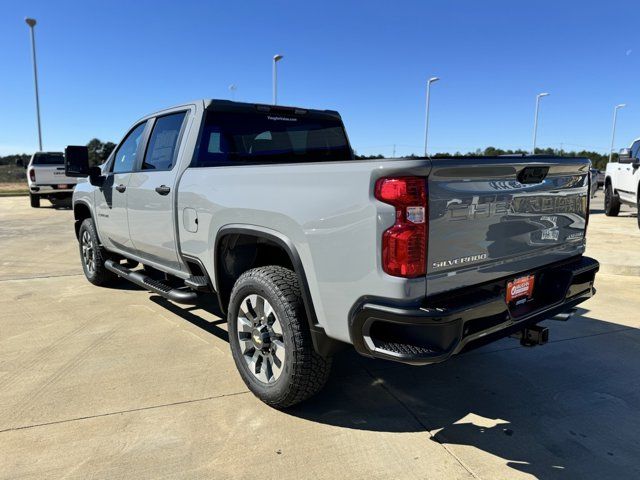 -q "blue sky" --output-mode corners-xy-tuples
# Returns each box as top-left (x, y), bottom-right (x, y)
(1, 0), (639, 157)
